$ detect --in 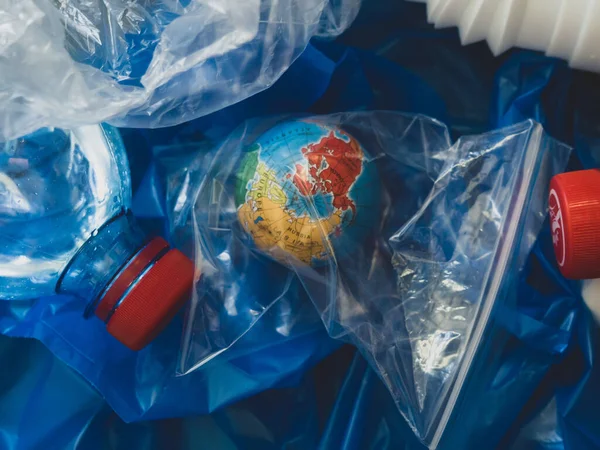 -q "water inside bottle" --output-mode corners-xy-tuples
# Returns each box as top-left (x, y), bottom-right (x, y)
(0, 125), (131, 300)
